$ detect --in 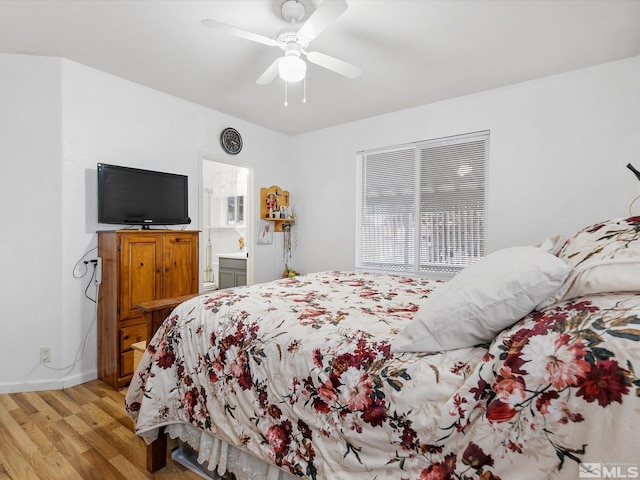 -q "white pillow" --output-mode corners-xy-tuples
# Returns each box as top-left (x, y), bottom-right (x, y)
(392, 246), (573, 353)
(550, 259), (640, 305)
(533, 233), (566, 255)
(539, 217), (640, 307)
